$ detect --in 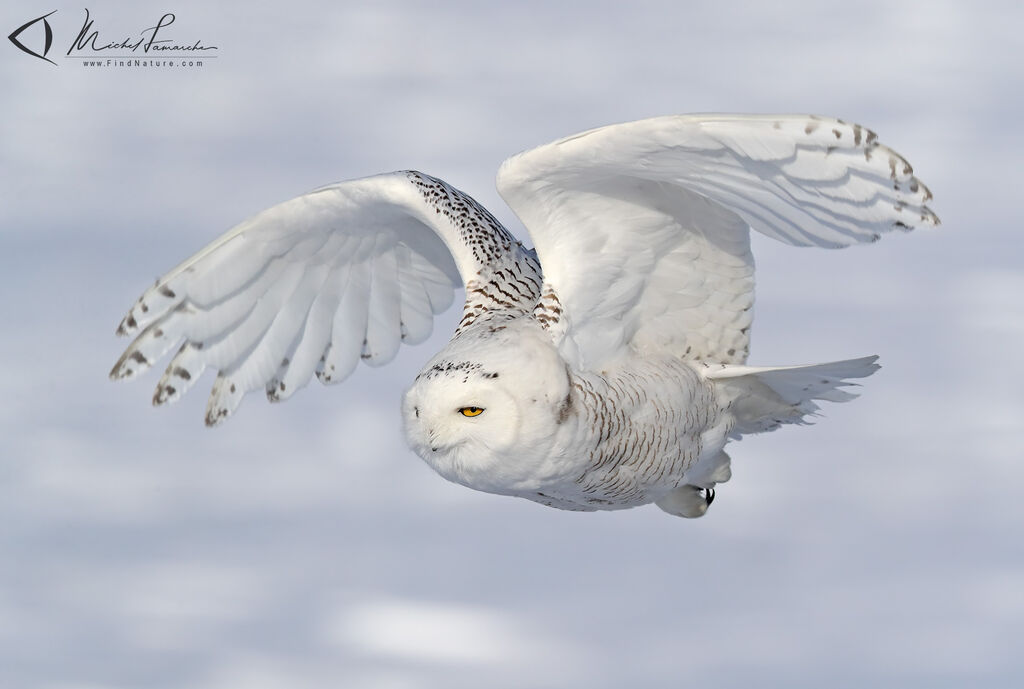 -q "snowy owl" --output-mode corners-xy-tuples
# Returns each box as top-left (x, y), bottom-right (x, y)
(111, 114), (938, 518)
